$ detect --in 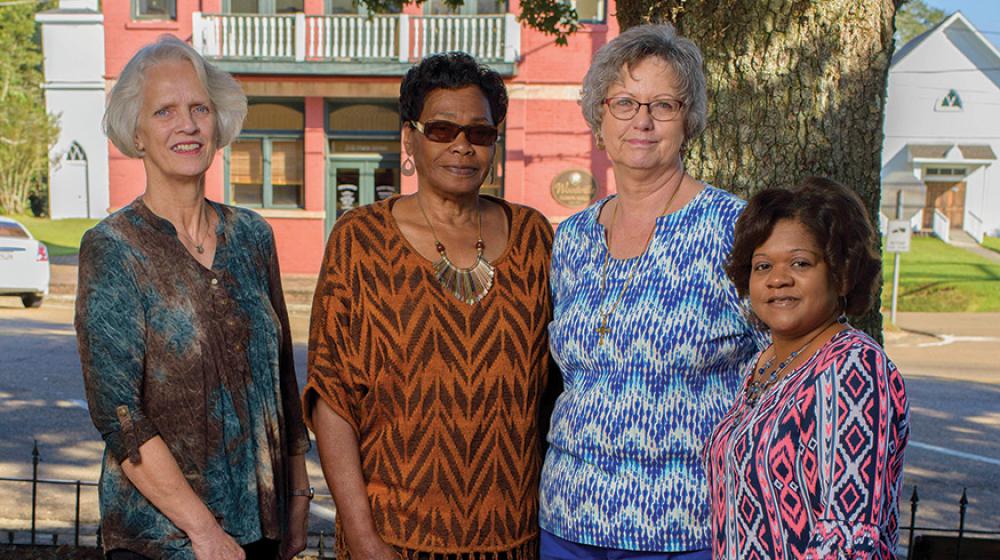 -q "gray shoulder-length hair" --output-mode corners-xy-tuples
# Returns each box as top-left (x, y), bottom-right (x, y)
(581, 23), (708, 145)
(103, 35), (247, 158)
